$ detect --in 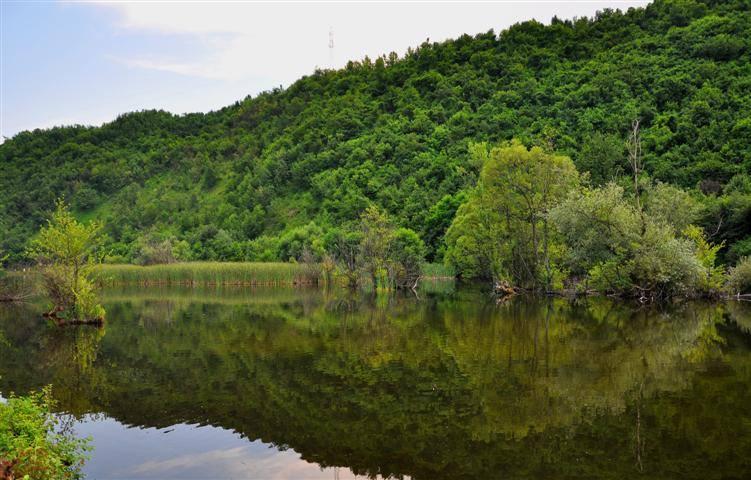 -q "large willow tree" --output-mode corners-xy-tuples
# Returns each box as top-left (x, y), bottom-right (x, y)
(445, 142), (579, 290)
